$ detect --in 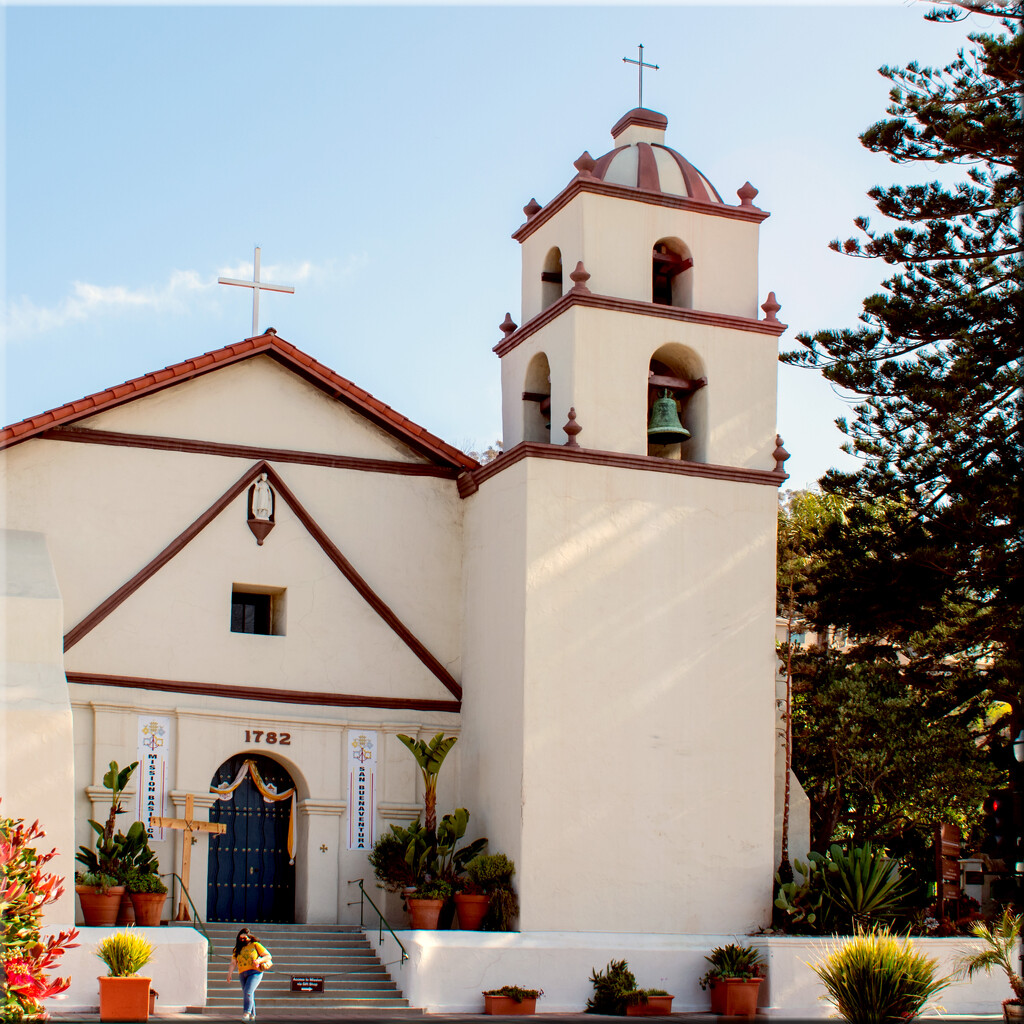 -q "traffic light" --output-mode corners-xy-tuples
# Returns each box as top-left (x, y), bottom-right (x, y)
(981, 789), (1015, 863)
